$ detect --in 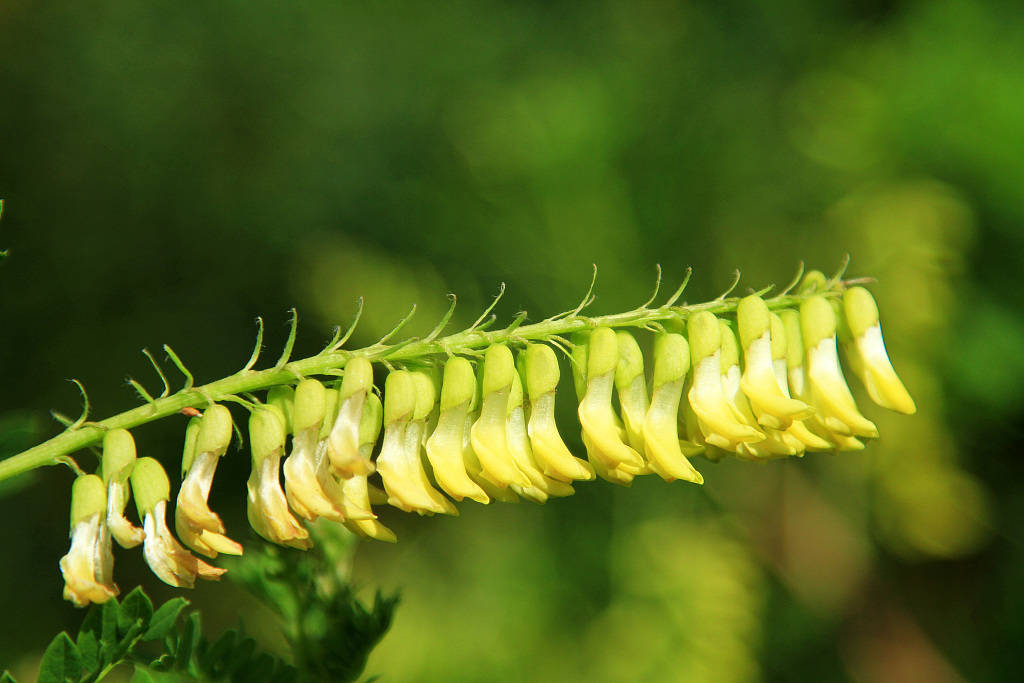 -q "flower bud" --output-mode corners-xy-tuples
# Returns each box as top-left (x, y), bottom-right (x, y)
(293, 379), (327, 435)
(181, 417), (201, 476)
(70, 474), (107, 527)
(131, 457), (171, 518)
(196, 404), (233, 457)
(250, 405), (287, 463)
(101, 429), (136, 485)
(267, 385), (295, 434)
(339, 356), (374, 402)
